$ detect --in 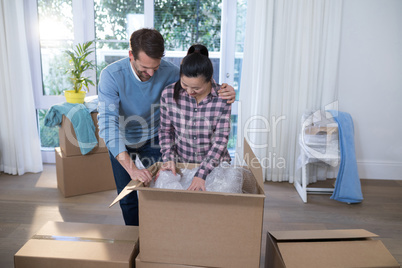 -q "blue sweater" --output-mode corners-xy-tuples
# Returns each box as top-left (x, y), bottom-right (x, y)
(98, 57), (179, 157)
